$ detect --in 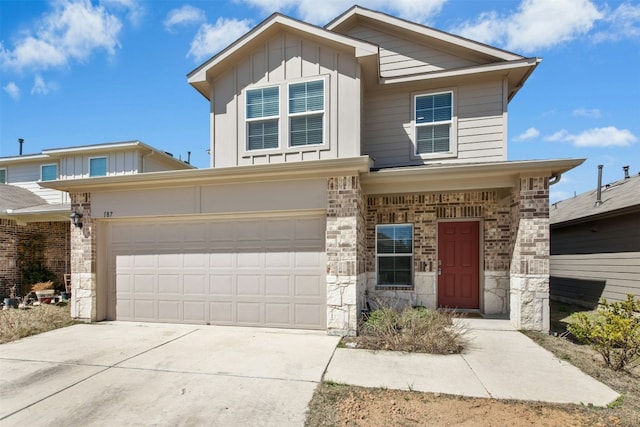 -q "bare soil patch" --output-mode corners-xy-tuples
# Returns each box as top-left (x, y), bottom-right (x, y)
(306, 301), (638, 426)
(0, 303), (75, 344)
(306, 383), (603, 426)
